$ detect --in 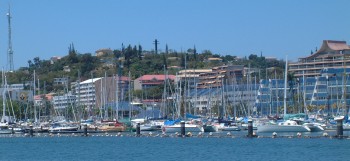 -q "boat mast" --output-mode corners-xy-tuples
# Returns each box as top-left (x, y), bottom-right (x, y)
(162, 65), (167, 117)
(284, 55), (288, 116)
(78, 70), (81, 120)
(247, 64), (250, 117)
(116, 74), (119, 119)
(34, 70), (37, 123)
(303, 71), (307, 114)
(128, 71), (131, 120)
(343, 53), (348, 117)
(2, 71), (6, 122)
(99, 74), (103, 119)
